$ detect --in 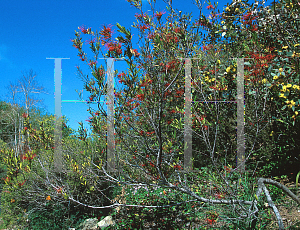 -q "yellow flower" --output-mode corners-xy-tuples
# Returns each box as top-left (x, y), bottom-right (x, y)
(270, 131), (274, 136)
(273, 75), (278, 80)
(286, 84), (292, 88)
(46, 196), (51, 201)
(211, 78), (215, 81)
(204, 76), (209, 81)
(294, 44), (299, 47)
(286, 100), (290, 104)
(290, 100), (295, 106)
(293, 85), (298, 90)
(235, 8), (239, 12)
(226, 7), (230, 11)
(261, 78), (267, 84)
(278, 68), (283, 72)
(281, 86), (287, 92)
(221, 21), (225, 24)
(11, 199), (15, 203)
(295, 111), (299, 116)
(282, 46), (288, 49)
(217, 60), (221, 65)
(279, 93), (285, 98)
(293, 52), (300, 58)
